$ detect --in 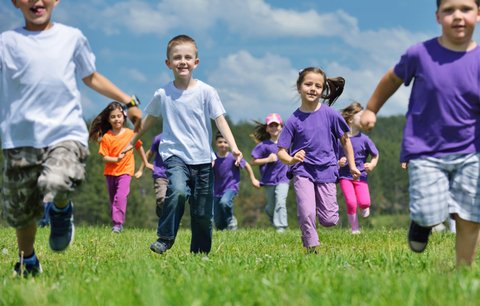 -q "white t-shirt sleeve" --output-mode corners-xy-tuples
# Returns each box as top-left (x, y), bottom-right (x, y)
(207, 87), (226, 119)
(144, 90), (163, 117)
(73, 33), (96, 79)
